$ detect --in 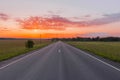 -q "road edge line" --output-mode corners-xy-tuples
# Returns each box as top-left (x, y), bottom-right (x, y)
(0, 50), (40, 70)
(80, 50), (120, 72)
